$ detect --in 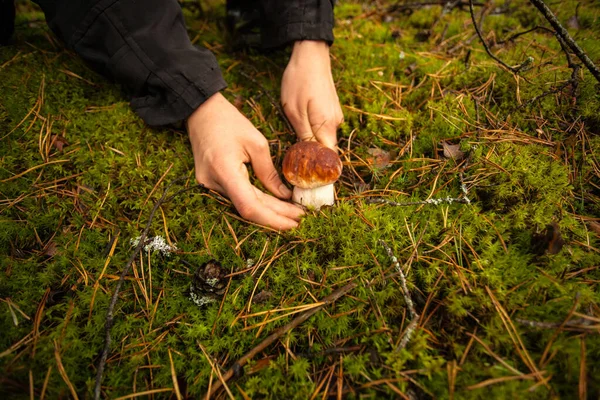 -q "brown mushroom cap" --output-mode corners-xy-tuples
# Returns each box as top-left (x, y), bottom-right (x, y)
(282, 141), (343, 189)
